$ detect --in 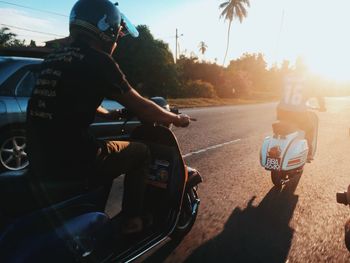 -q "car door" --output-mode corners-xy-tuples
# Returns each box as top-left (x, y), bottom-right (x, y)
(15, 64), (40, 113)
(0, 62), (41, 171)
(90, 99), (140, 140)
